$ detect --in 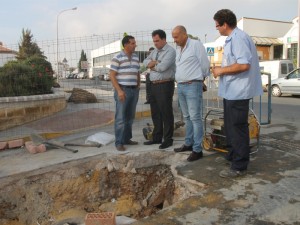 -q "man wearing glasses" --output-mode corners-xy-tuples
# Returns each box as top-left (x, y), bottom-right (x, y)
(212, 9), (263, 178)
